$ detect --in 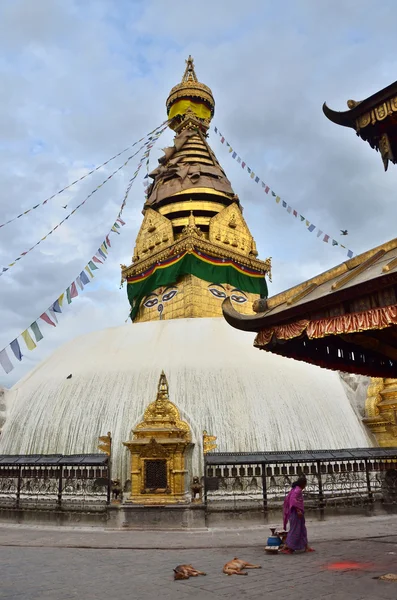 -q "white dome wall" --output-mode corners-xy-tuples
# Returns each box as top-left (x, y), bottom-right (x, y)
(0, 318), (373, 482)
